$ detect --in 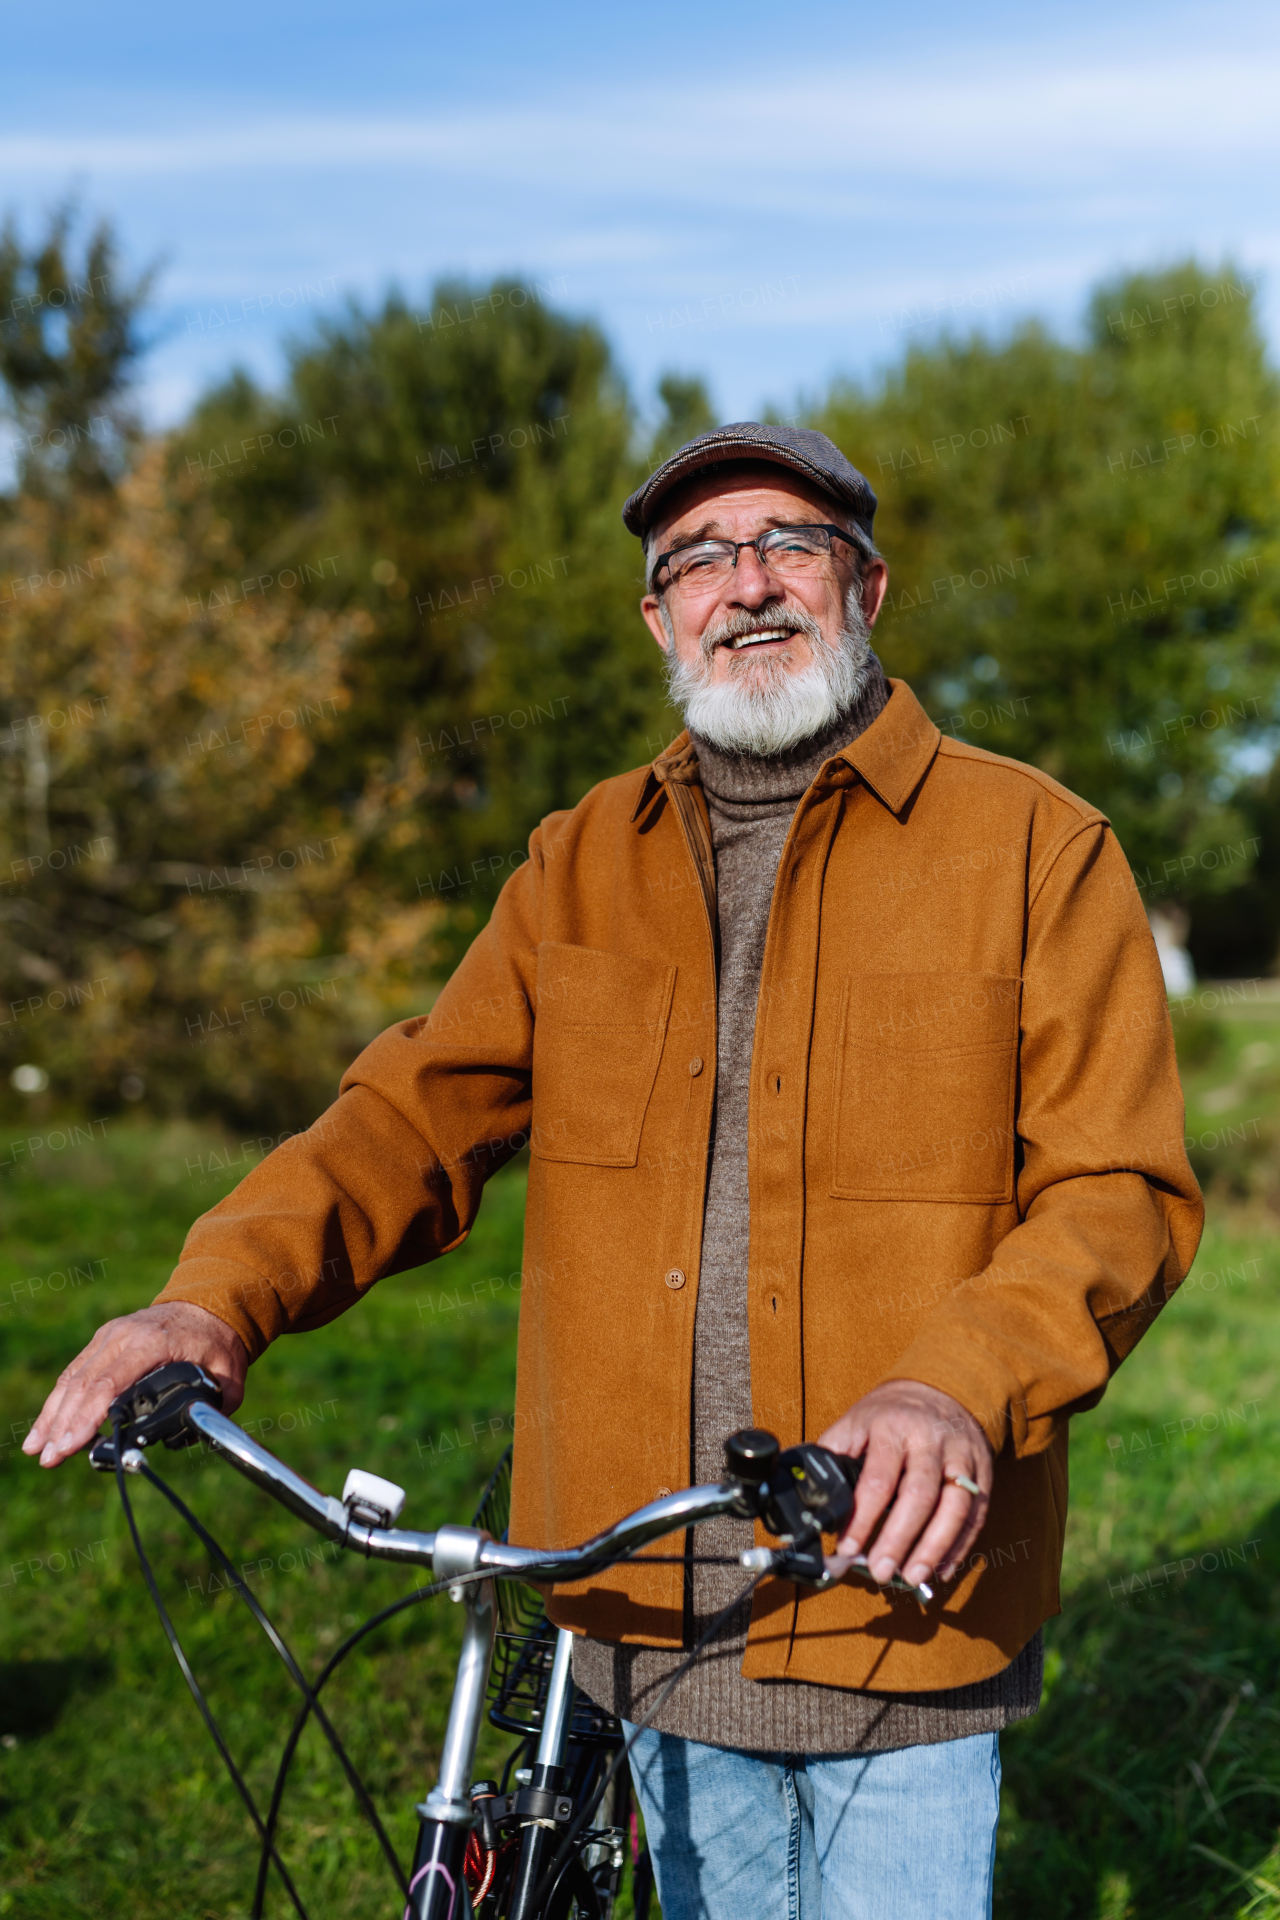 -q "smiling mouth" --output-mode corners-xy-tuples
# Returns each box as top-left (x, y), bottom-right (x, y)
(724, 627), (798, 650)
